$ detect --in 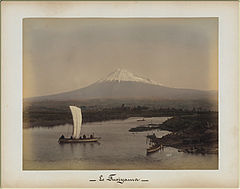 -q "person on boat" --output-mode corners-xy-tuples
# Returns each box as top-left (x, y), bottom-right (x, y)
(153, 133), (156, 138)
(83, 134), (86, 139)
(79, 136), (82, 139)
(70, 136), (73, 139)
(90, 134), (93, 139)
(60, 135), (65, 139)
